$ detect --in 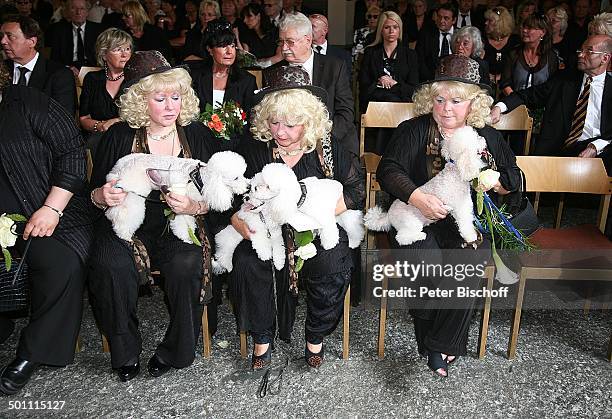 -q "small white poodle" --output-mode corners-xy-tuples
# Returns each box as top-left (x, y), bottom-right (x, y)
(248, 163), (365, 250)
(105, 151), (248, 244)
(212, 181), (285, 274)
(364, 126), (486, 245)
